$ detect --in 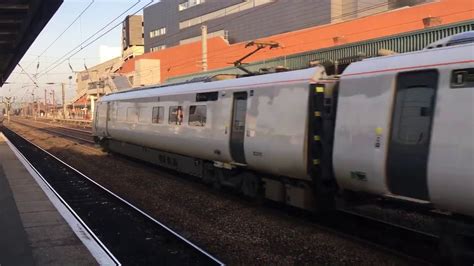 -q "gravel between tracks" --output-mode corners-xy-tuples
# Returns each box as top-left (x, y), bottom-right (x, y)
(6, 121), (412, 265)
